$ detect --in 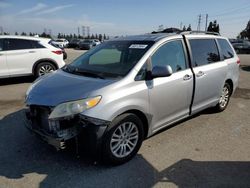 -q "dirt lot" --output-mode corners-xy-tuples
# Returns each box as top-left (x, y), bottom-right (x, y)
(0, 49), (249, 188)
